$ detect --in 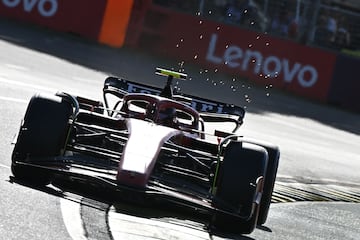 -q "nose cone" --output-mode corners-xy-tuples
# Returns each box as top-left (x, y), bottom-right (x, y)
(117, 118), (179, 187)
